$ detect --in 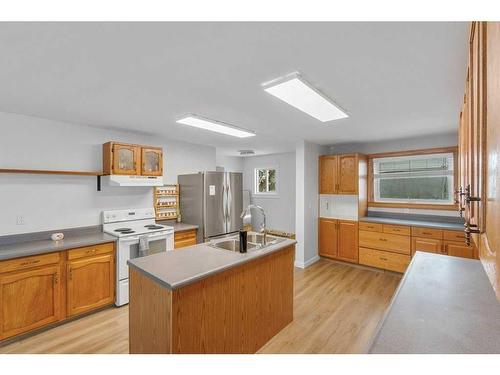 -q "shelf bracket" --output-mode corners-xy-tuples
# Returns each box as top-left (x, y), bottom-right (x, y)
(97, 175), (101, 191)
